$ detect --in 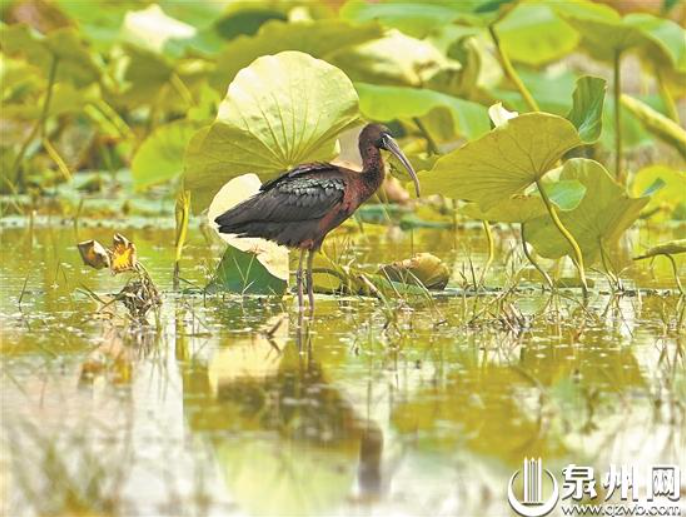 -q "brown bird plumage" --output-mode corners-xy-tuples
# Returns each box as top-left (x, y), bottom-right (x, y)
(214, 124), (420, 315)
